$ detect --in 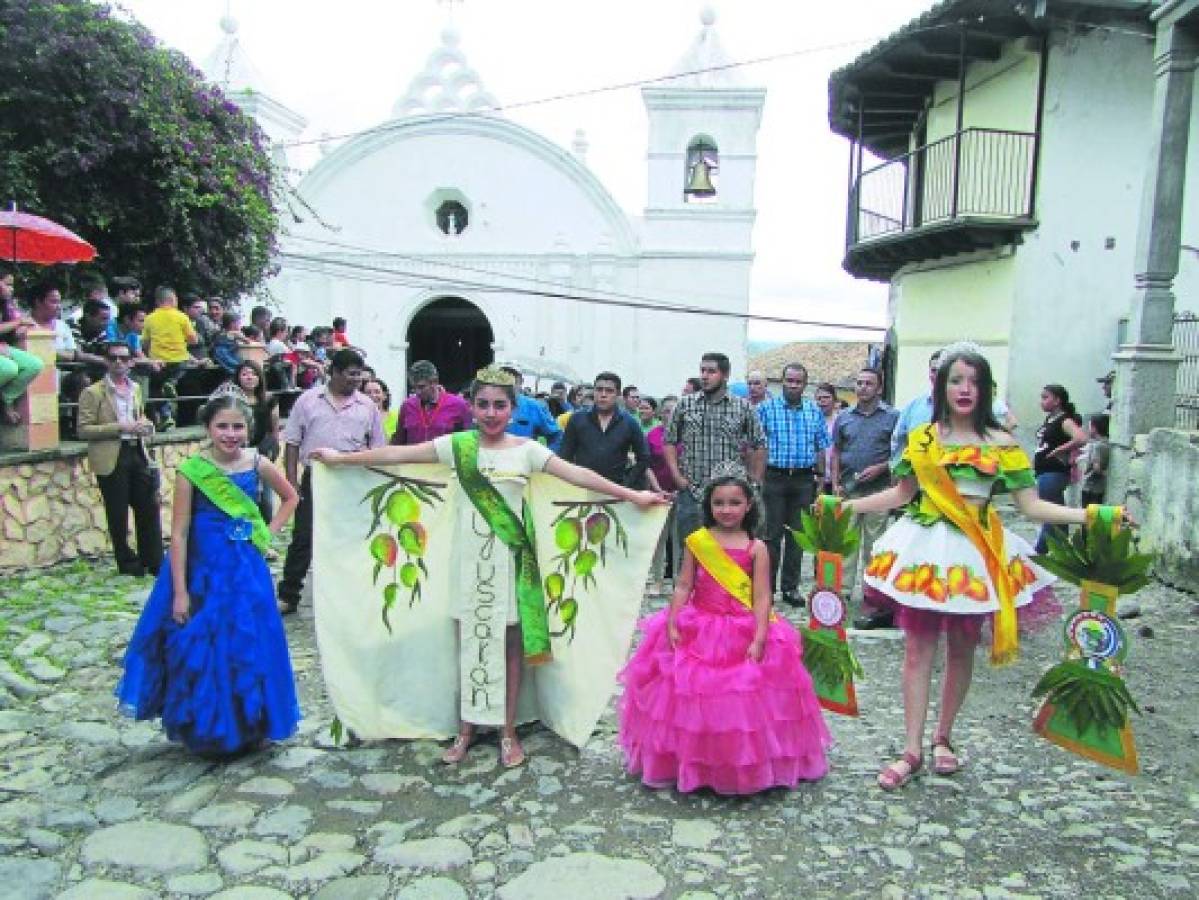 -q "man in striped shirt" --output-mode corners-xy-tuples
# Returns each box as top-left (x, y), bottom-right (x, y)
(757, 363), (829, 605)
